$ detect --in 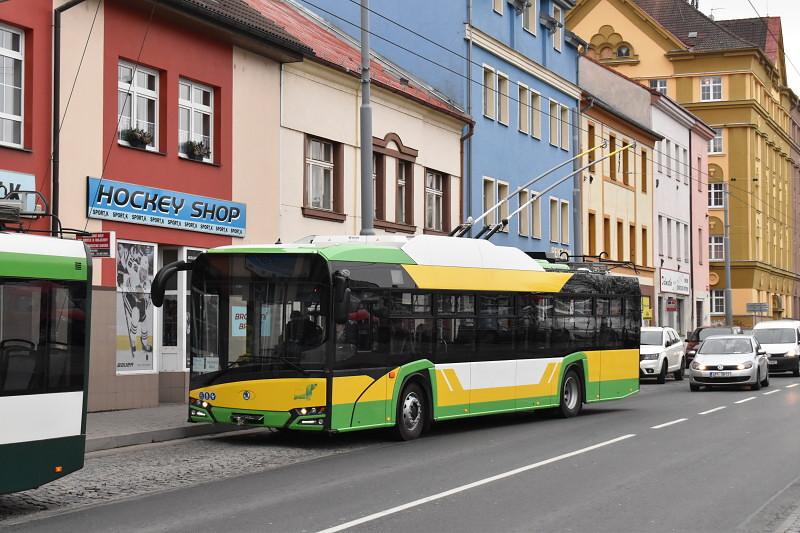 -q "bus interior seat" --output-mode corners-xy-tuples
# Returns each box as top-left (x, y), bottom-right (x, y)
(1, 343), (41, 393)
